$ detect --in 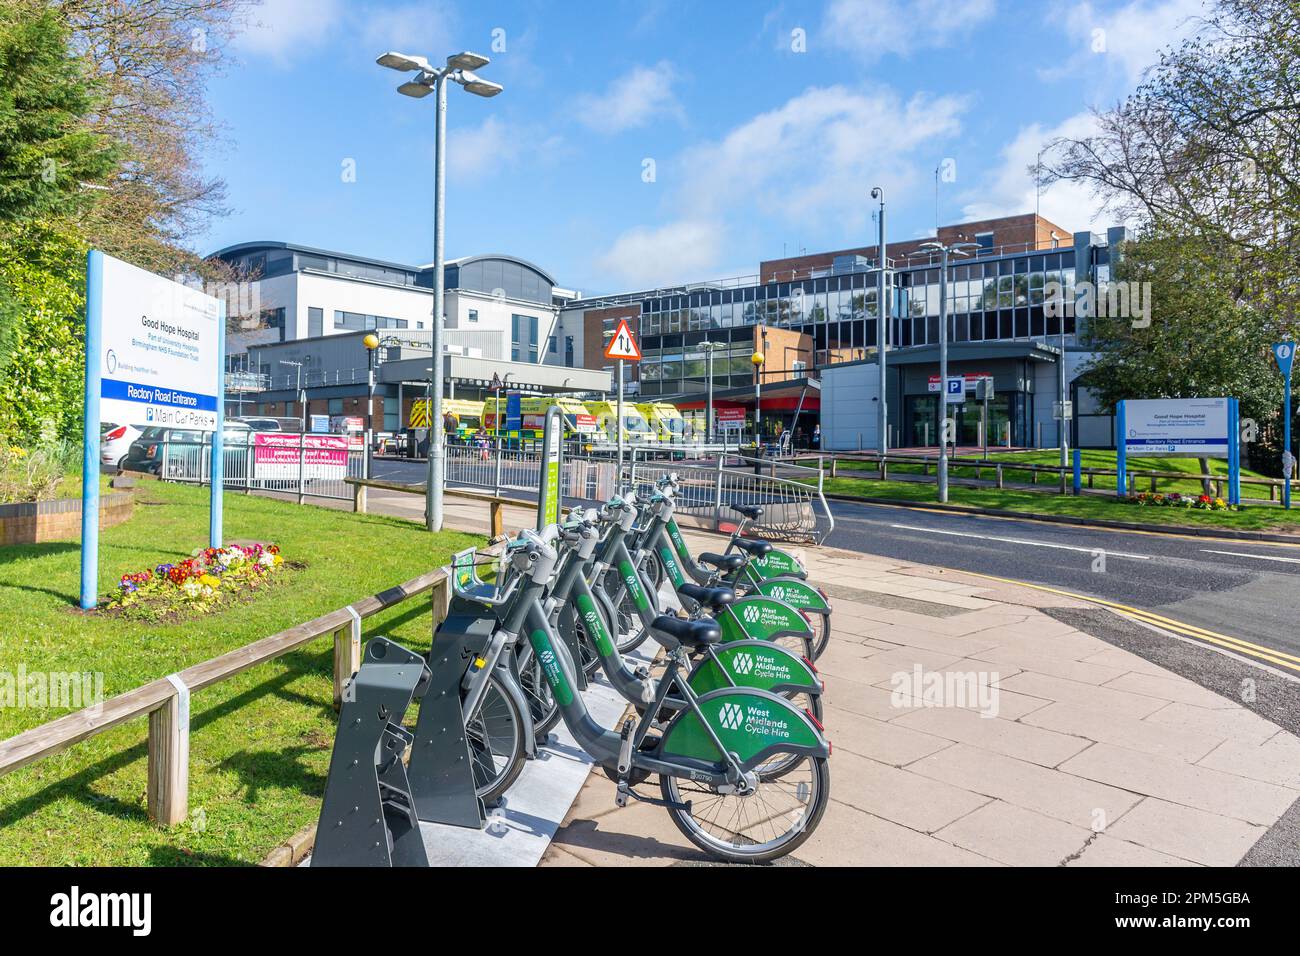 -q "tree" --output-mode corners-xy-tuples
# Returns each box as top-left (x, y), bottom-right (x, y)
(1043, 0), (1299, 476)
(0, 0), (120, 221)
(54, 0), (256, 274)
